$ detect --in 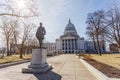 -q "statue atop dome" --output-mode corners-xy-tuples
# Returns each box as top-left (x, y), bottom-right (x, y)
(69, 19), (72, 23)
